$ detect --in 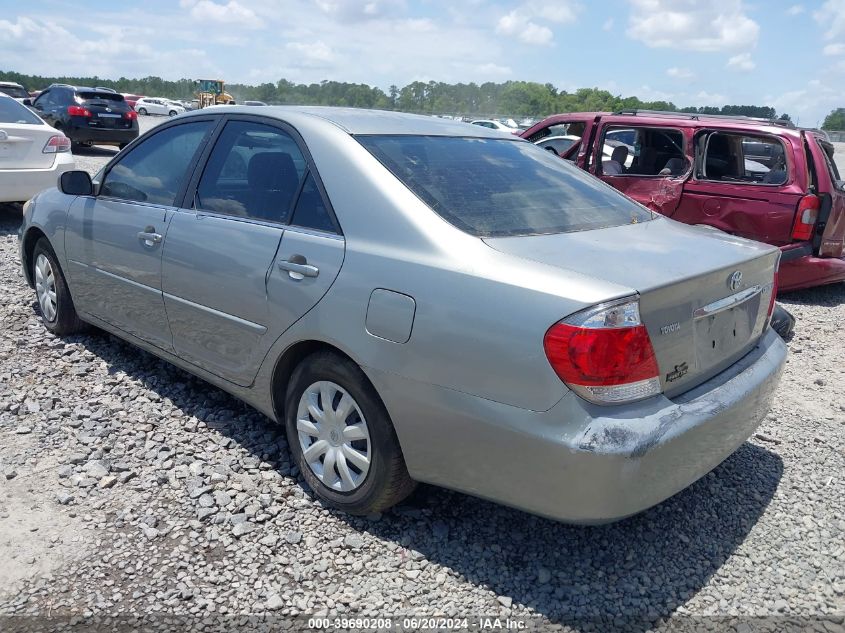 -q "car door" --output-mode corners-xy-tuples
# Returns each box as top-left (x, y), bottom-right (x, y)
(31, 89), (58, 125)
(63, 118), (217, 350)
(674, 130), (805, 245)
(162, 116), (344, 386)
(594, 123), (689, 216)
